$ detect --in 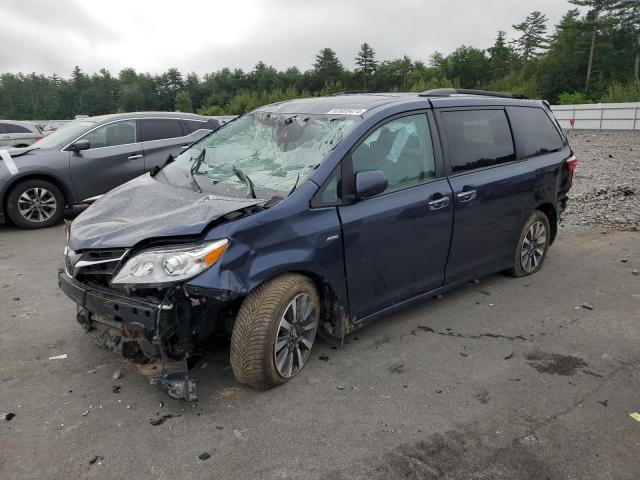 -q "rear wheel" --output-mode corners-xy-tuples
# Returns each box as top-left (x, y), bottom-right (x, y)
(6, 179), (64, 229)
(230, 274), (320, 389)
(509, 211), (550, 277)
